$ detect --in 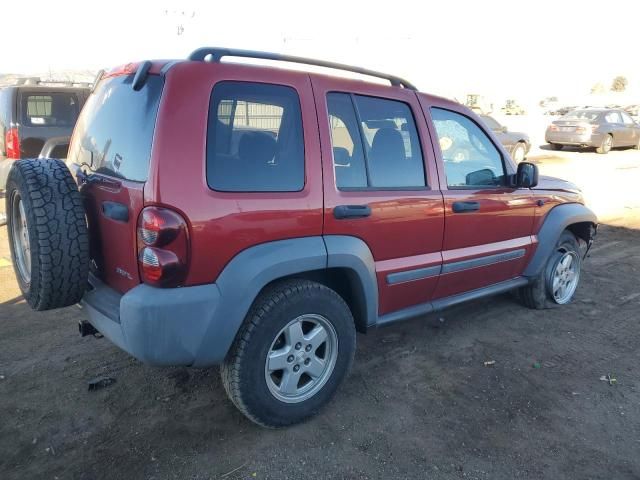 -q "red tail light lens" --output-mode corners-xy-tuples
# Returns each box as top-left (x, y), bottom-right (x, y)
(137, 206), (189, 287)
(5, 128), (20, 159)
(550, 124), (559, 131)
